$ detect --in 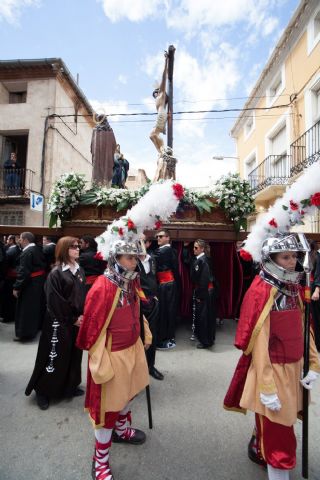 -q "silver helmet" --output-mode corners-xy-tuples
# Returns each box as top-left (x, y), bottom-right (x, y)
(261, 232), (309, 284)
(108, 239), (146, 282)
